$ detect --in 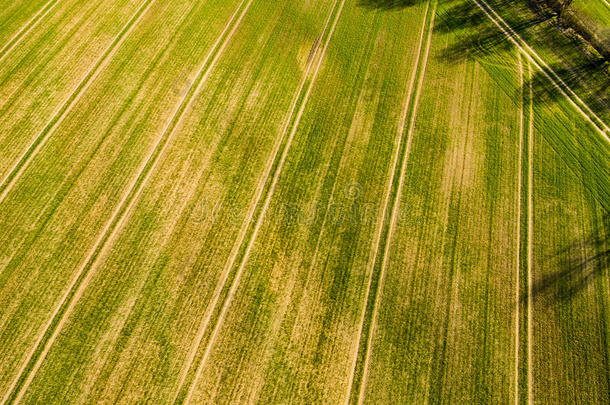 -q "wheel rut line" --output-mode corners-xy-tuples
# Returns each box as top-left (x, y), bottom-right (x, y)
(344, 2), (437, 404)
(0, 0), (156, 206)
(297, 20), (384, 335)
(0, 0), (108, 115)
(0, 0), (59, 63)
(526, 56), (534, 405)
(471, 0), (610, 140)
(517, 52), (534, 405)
(0, 0), (195, 280)
(169, 1), (342, 398)
(515, 51), (524, 405)
(173, 1), (347, 403)
(1, 0), (253, 402)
